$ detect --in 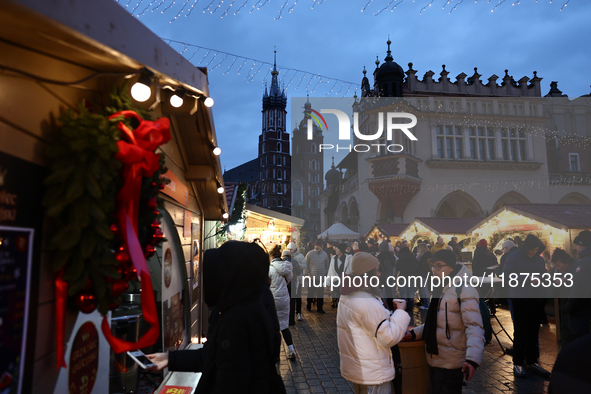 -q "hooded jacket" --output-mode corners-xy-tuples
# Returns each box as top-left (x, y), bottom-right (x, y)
(269, 257), (293, 330)
(565, 245), (591, 336)
(503, 234), (547, 299)
(168, 241), (277, 394)
(337, 287), (410, 385)
(413, 264), (485, 369)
